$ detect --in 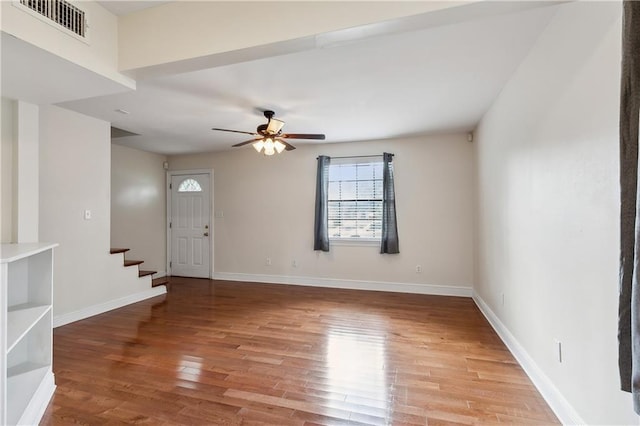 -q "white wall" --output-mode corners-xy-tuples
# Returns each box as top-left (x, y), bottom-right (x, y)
(169, 134), (474, 294)
(474, 2), (637, 424)
(111, 144), (167, 275)
(1, 99), (39, 243)
(14, 101), (39, 243)
(1, 0), (132, 88)
(1, 98), (14, 243)
(39, 105), (157, 318)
